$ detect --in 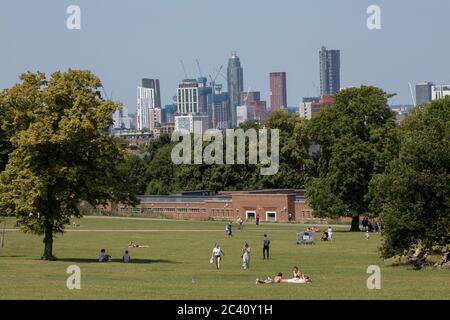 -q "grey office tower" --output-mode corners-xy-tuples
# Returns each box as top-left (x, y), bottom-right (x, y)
(319, 46), (340, 96)
(142, 78), (161, 108)
(227, 52), (244, 127)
